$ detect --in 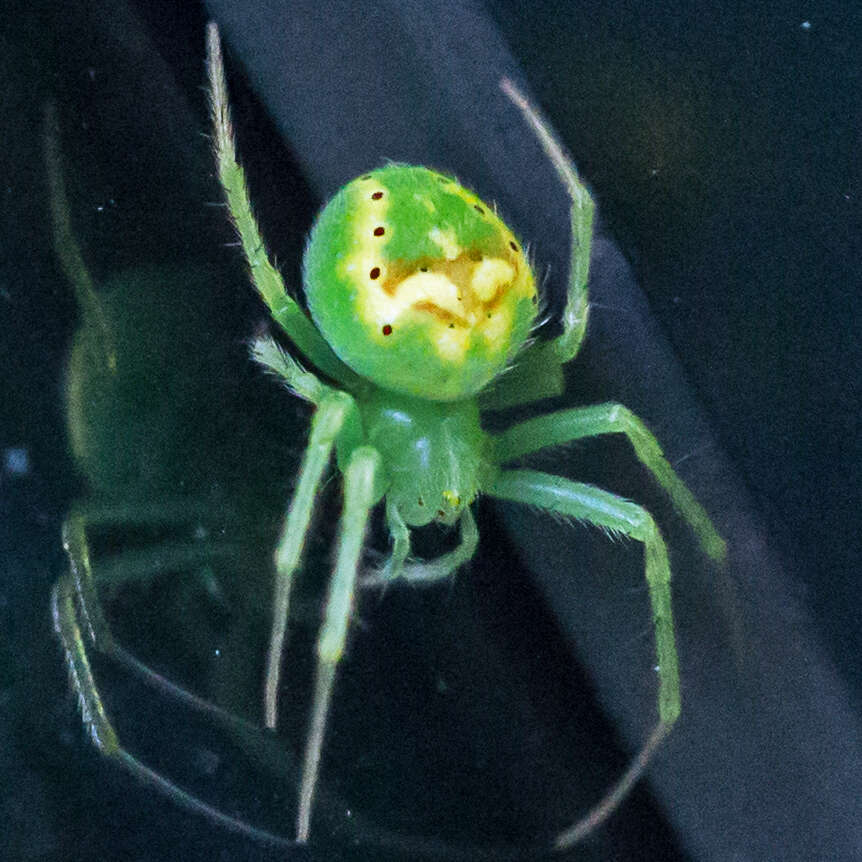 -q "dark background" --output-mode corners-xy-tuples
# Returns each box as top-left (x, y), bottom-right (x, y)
(1, 1), (859, 860)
